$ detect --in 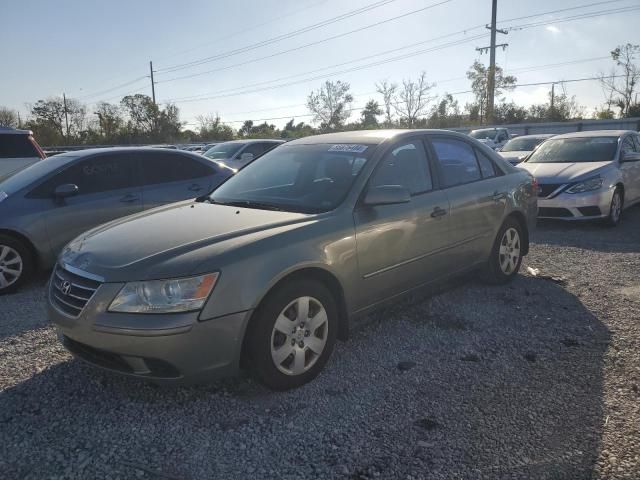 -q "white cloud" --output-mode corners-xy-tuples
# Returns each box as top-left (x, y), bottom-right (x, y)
(546, 25), (561, 34)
